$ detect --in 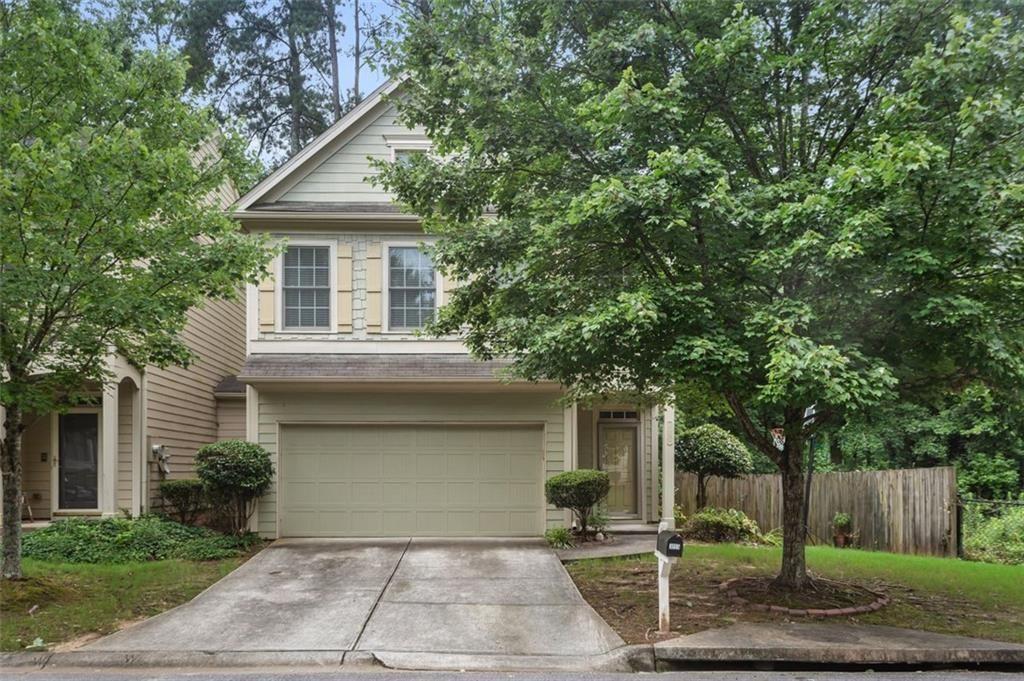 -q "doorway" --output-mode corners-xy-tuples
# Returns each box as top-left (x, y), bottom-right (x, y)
(597, 422), (639, 516)
(55, 410), (100, 511)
